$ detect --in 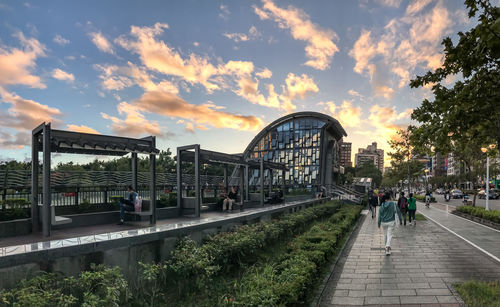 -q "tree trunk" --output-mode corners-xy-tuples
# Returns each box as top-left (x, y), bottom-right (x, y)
(473, 192), (477, 207)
